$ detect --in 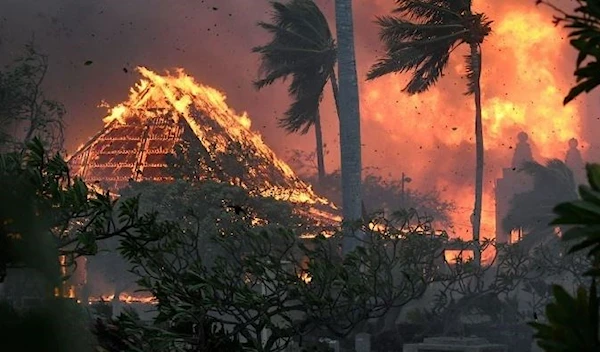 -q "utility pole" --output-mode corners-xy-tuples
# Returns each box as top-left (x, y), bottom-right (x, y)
(400, 172), (412, 208)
